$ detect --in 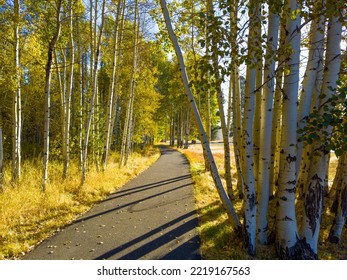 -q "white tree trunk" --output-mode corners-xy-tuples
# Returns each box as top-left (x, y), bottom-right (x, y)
(301, 15), (342, 255)
(159, 0), (241, 232)
(184, 105), (191, 149)
(239, 0), (260, 256)
(76, 18), (84, 171)
(275, 0), (302, 259)
(269, 58), (284, 198)
(297, 49), (324, 196)
(231, 69), (244, 197)
(13, 0), (21, 182)
(296, 1), (326, 177)
(81, 0), (106, 185)
(229, 0), (243, 198)
(42, 0), (62, 190)
(257, 4), (280, 245)
(63, 1), (74, 178)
